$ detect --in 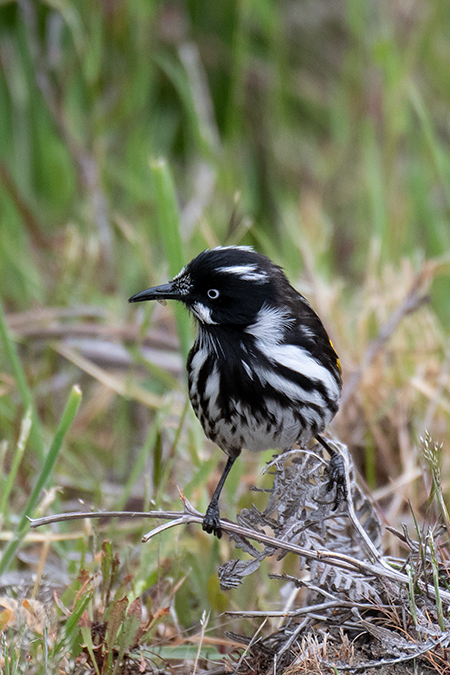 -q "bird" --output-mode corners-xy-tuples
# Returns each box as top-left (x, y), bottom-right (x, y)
(129, 246), (345, 538)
